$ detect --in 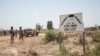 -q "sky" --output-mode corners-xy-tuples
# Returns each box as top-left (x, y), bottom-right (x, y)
(0, 0), (100, 30)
